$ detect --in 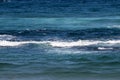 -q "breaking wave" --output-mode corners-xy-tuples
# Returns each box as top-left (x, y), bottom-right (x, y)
(98, 47), (113, 50)
(0, 40), (120, 48)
